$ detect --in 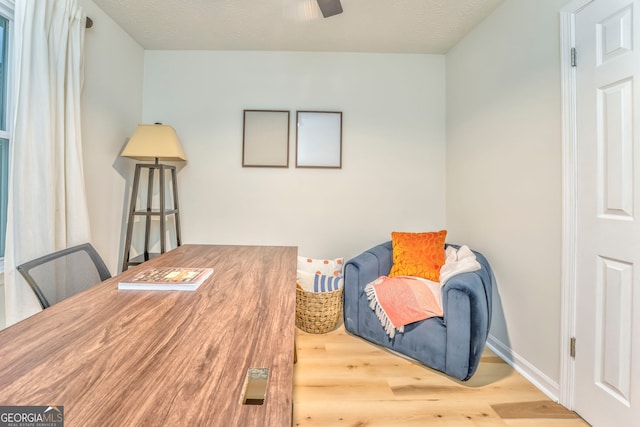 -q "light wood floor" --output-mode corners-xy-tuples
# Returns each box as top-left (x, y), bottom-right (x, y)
(293, 324), (589, 426)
